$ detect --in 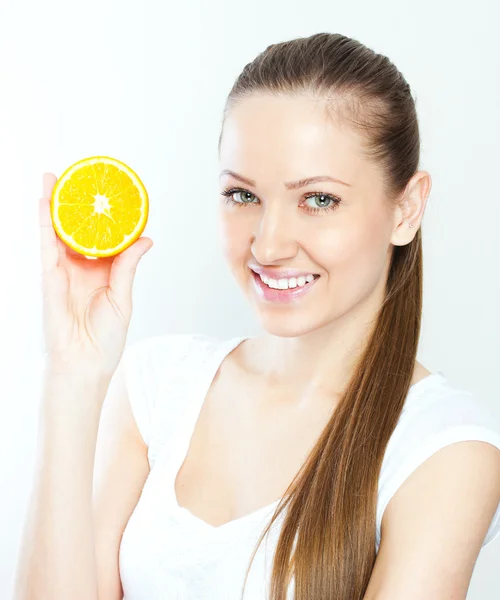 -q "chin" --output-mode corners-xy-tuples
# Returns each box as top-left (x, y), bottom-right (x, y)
(255, 313), (326, 339)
